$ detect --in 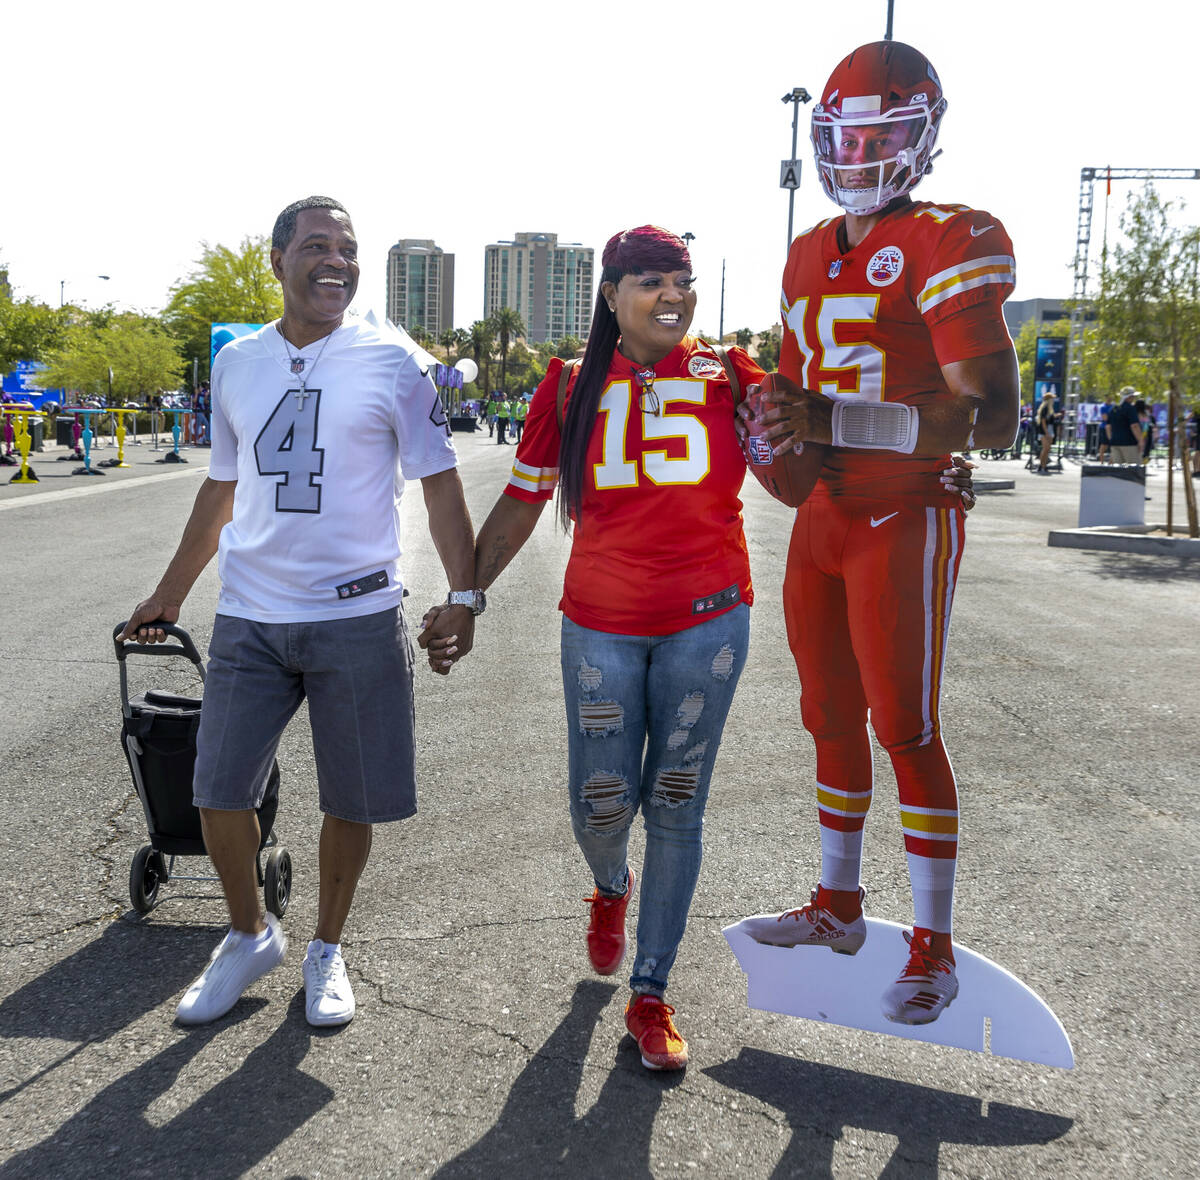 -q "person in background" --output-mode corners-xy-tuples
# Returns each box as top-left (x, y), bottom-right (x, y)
(1035, 391), (1056, 474)
(494, 394), (511, 444)
(1135, 398), (1154, 465)
(1108, 387), (1143, 464)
